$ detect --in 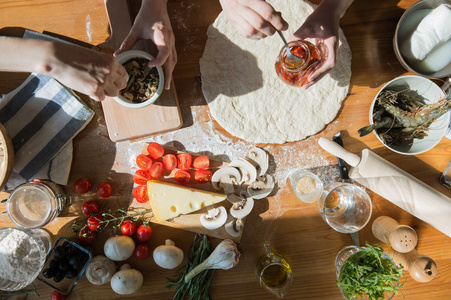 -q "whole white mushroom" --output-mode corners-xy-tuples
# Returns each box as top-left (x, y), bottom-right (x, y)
(153, 239), (184, 269)
(104, 236), (136, 261)
(110, 264), (143, 295)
